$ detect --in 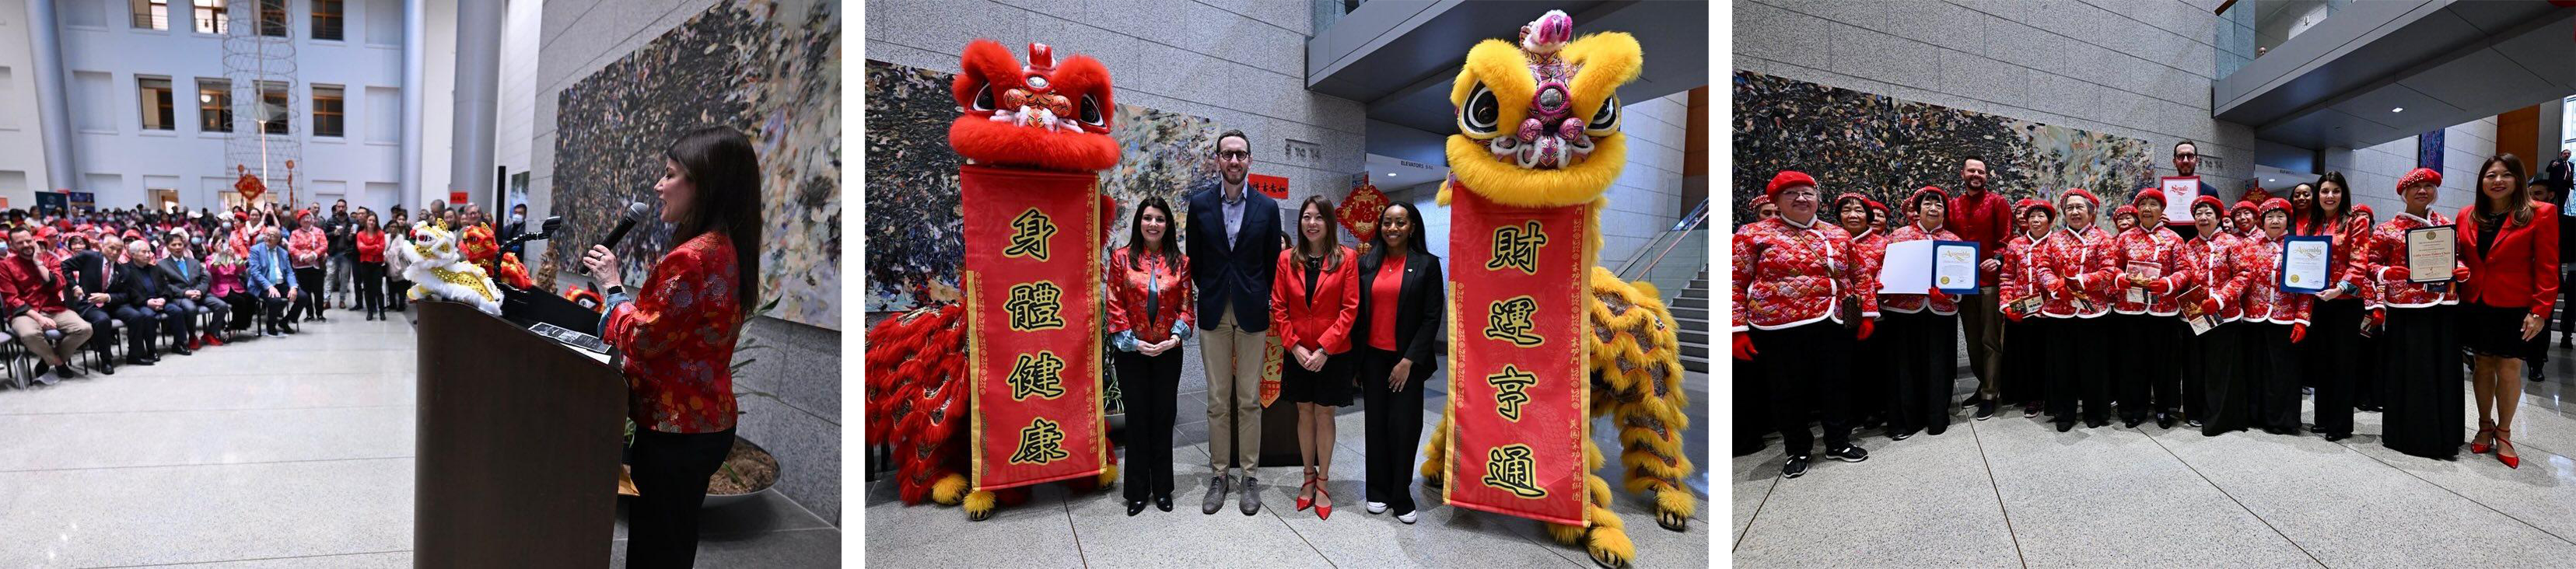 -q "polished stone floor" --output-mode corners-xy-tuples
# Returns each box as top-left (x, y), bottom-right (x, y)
(1732, 342), (2576, 568)
(862, 354), (1714, 568)
(0, 311), (837, 567)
